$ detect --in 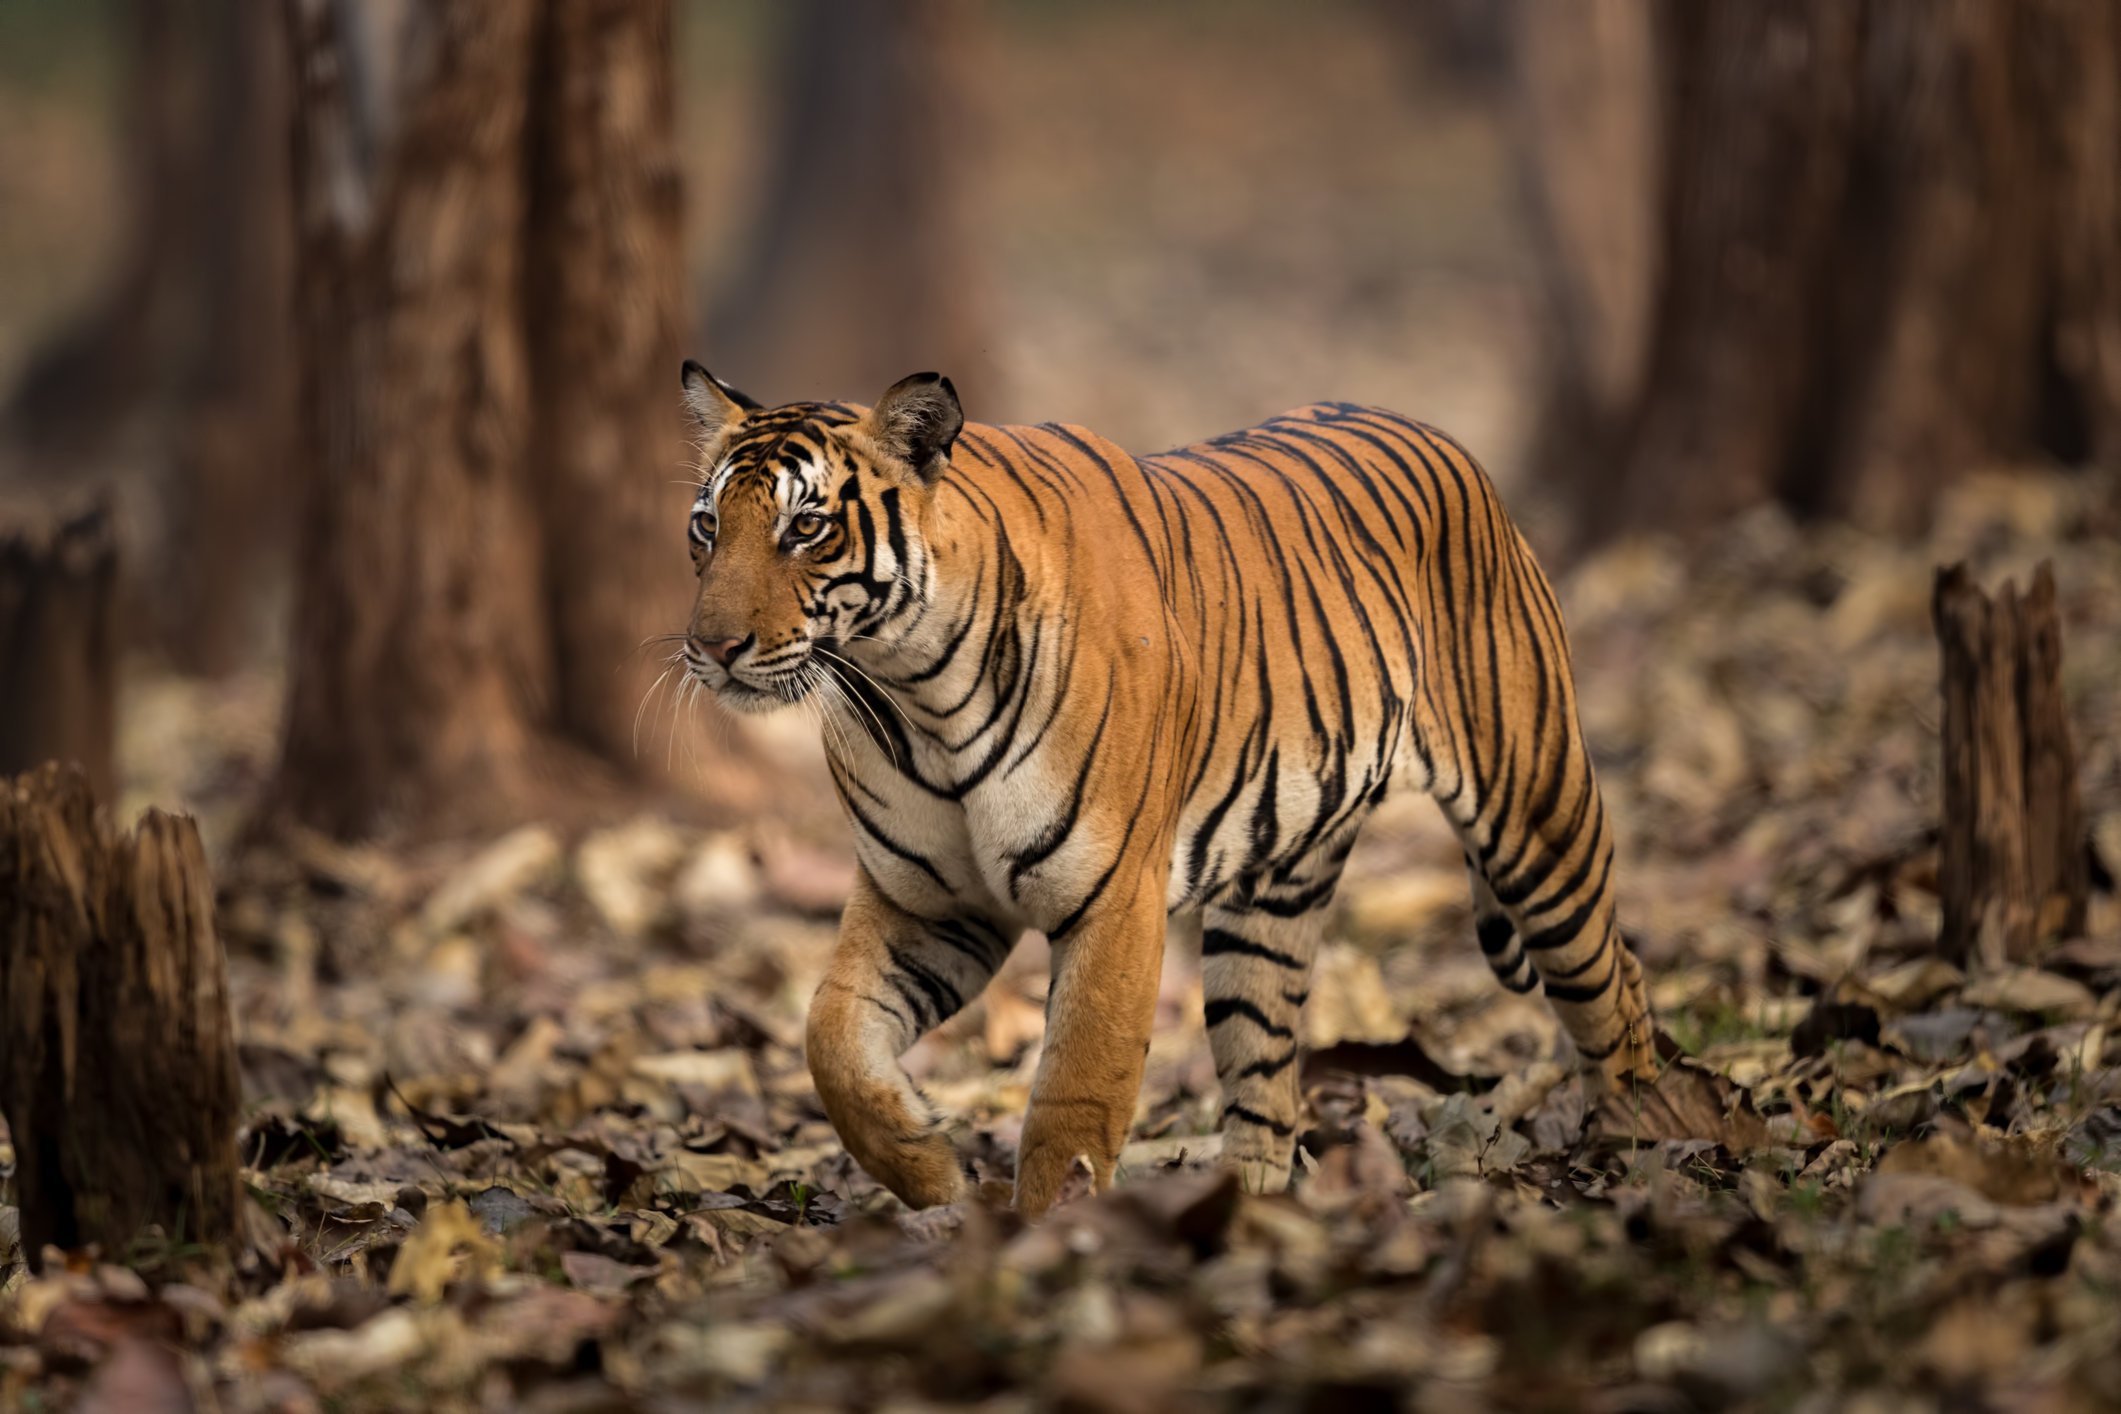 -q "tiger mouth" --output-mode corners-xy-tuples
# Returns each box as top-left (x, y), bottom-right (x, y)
(694, 657), (819, 714)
